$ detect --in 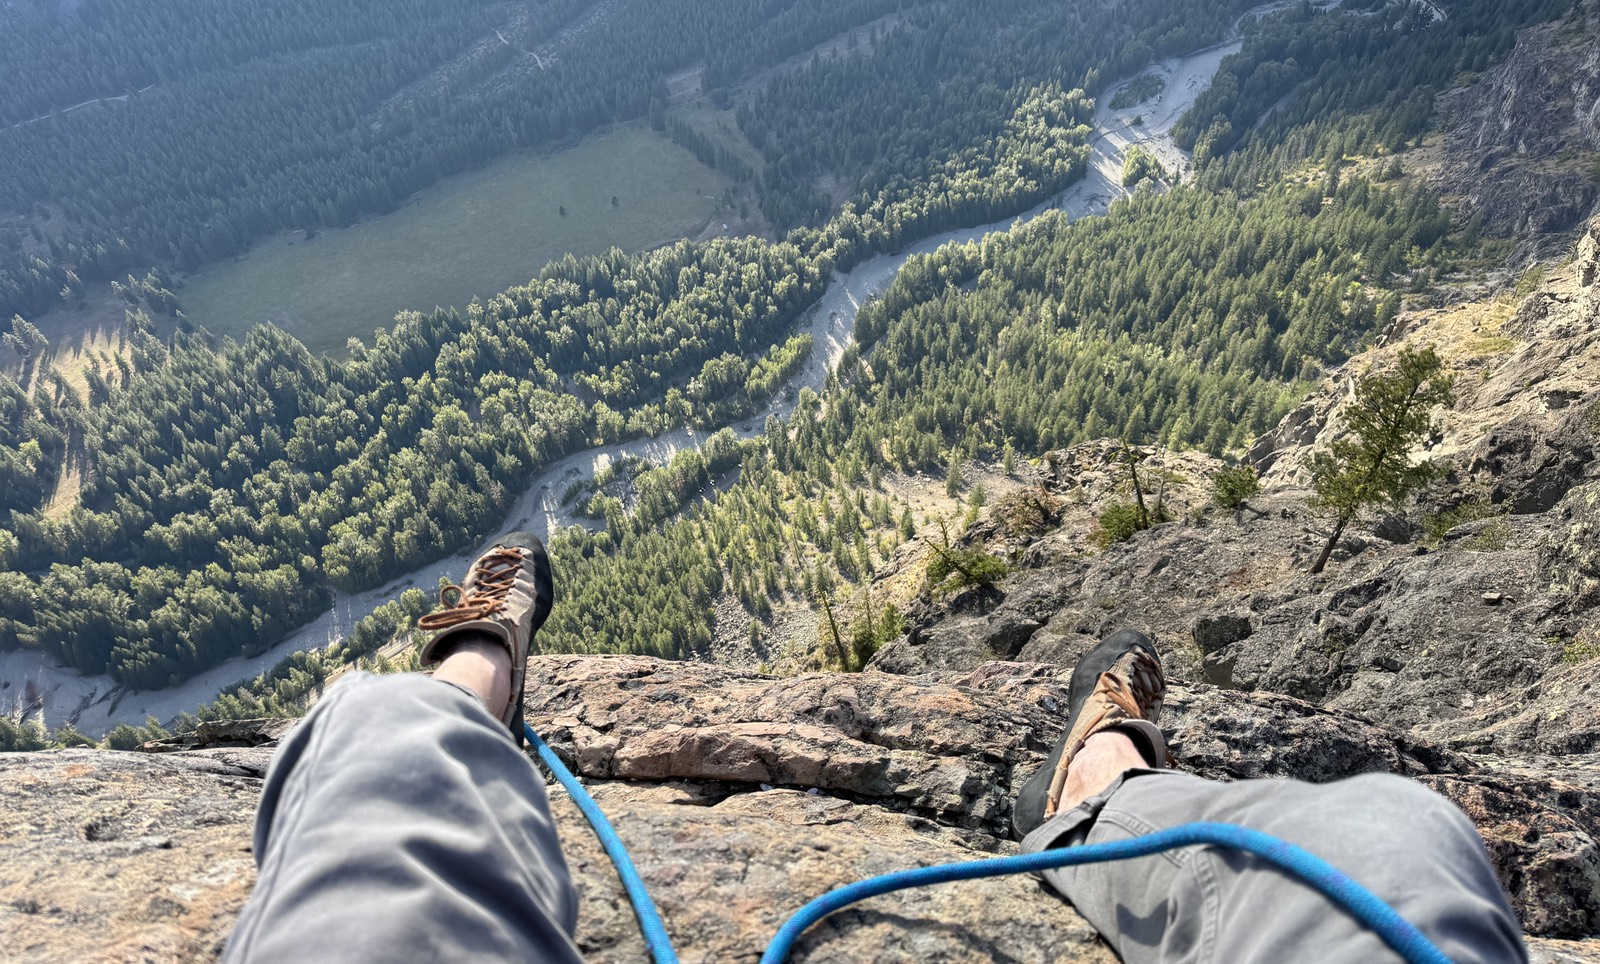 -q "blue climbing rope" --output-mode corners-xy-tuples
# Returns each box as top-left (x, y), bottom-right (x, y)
(526, 723), (1453, 964)
(524, 723), (680, 964)
(758, 820), (1455, 964)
